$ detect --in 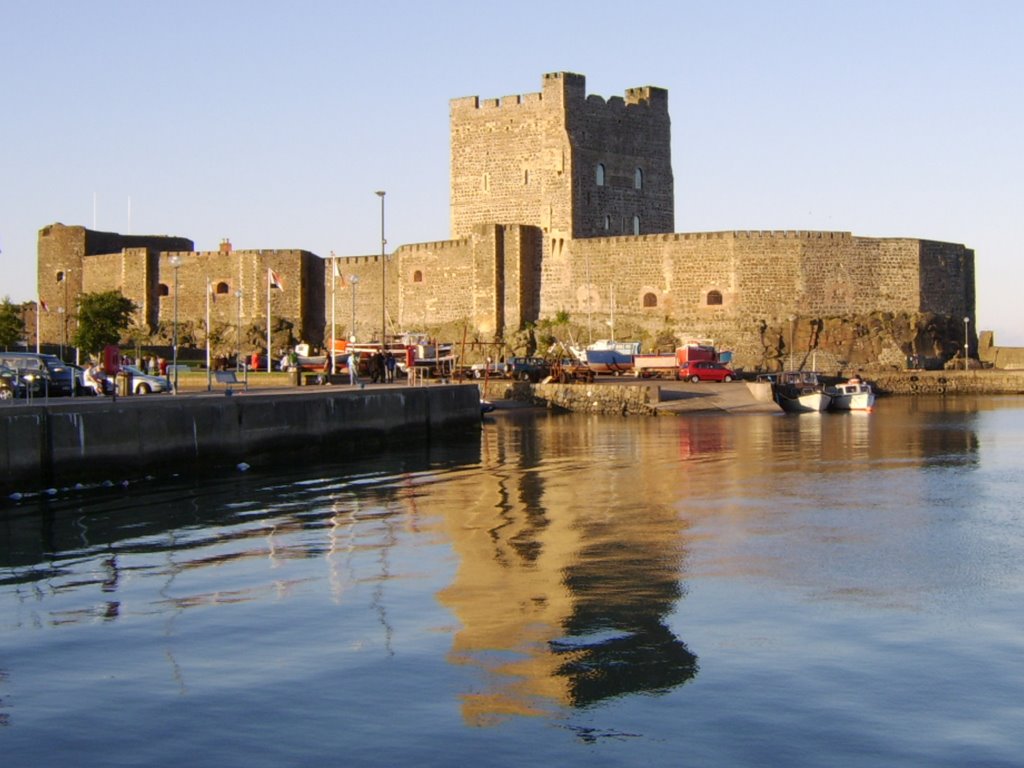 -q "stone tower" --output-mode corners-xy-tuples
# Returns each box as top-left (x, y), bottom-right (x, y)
(449, 72), (674, 241)
(37, 224), (194, 349)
